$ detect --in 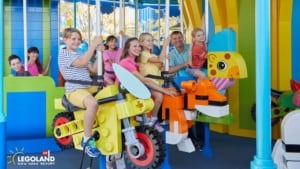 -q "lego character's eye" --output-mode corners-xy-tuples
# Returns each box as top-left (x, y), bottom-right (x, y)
(217, 61), (227, 71)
